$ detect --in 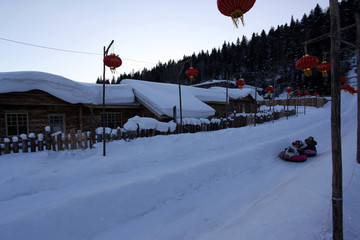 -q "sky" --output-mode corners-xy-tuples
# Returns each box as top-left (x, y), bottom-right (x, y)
(0, 0), (332, 83)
